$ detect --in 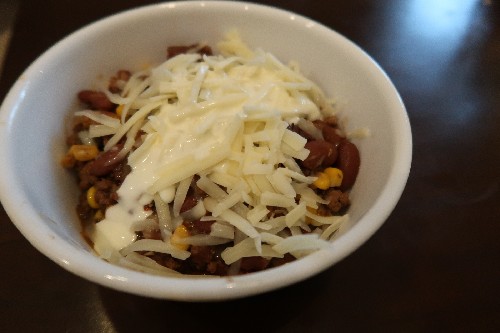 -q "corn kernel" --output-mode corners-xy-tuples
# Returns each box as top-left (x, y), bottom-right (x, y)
(87, 186), (99, 209)
(94, 210), (104, 221)
(324, 167), (343, 188)
(116, 104), (124, 117)
(69, 144), (99, 161)
(171, 224), (190, 251)
(313, 172), (330, 190)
